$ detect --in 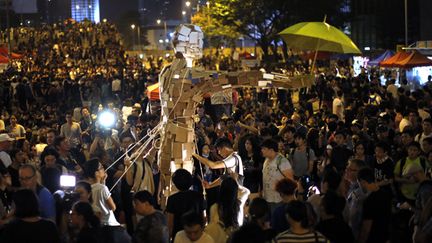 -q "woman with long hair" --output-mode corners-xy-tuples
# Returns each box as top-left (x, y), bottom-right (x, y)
(70, 201), (101, 243)
(205, 177), (241, 243)
(238, 134), (264, 194)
